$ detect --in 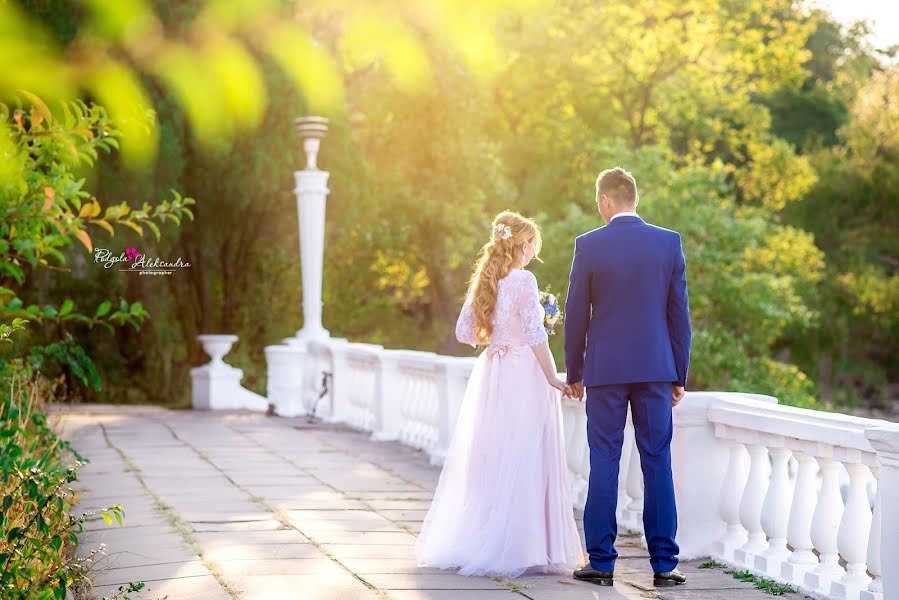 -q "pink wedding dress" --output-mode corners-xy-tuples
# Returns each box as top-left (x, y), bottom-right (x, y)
(414, 268), (583, 577)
